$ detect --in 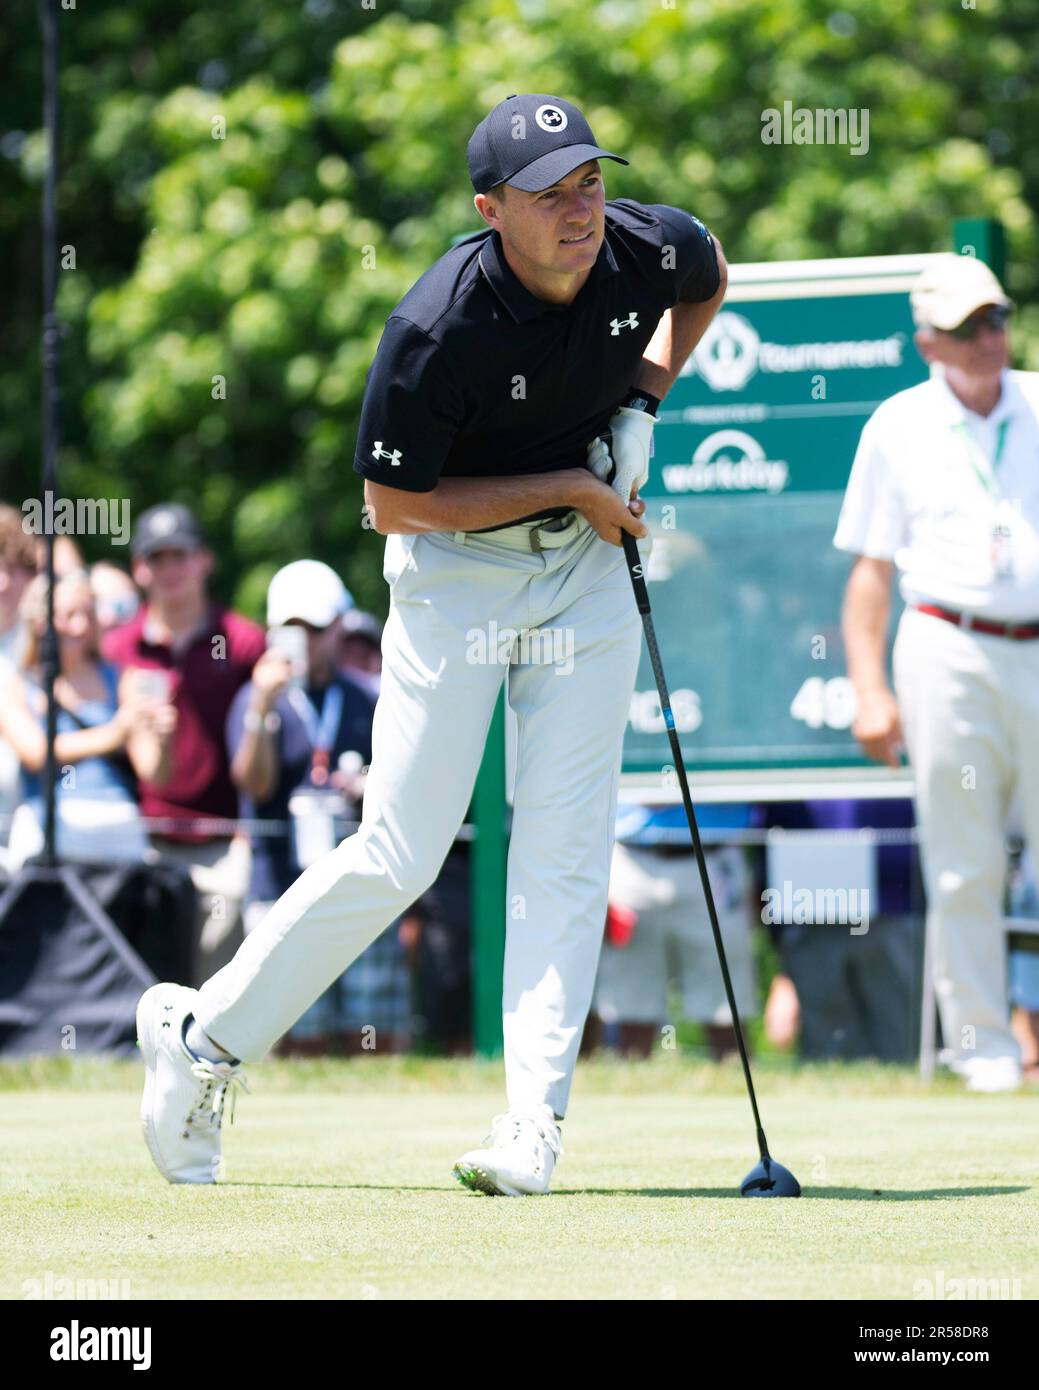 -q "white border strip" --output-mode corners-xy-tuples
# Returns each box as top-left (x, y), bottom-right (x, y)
(728, 252), (948, 283)
(726, 252), (949, 301)
(619, 769), (915, 803)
